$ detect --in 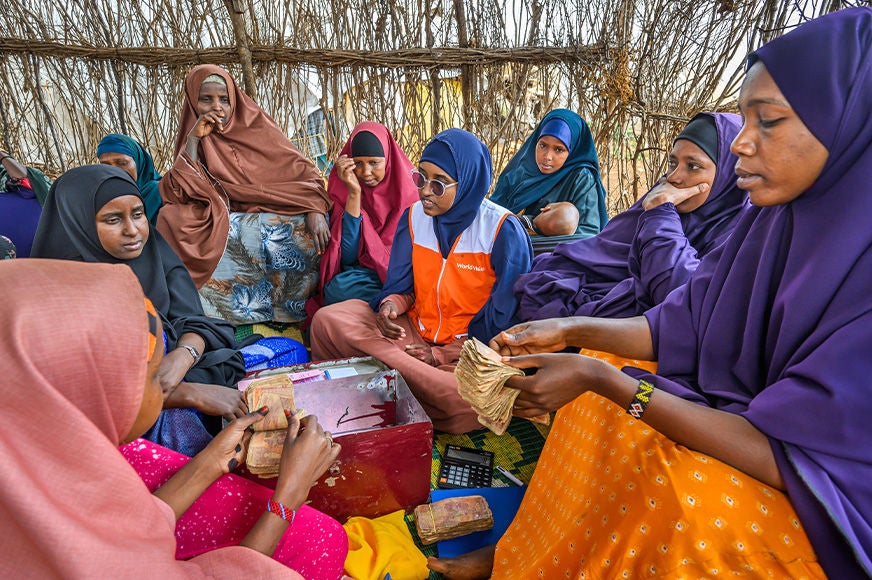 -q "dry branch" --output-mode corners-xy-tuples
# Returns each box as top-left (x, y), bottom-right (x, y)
(0, 38), (612, 68)
(0, 0), (851, 214)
